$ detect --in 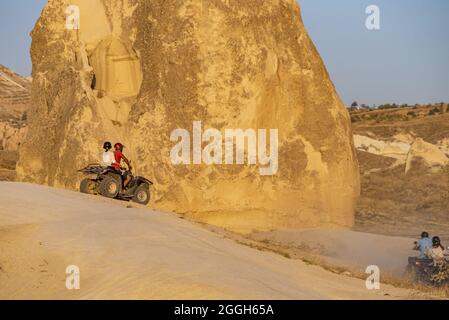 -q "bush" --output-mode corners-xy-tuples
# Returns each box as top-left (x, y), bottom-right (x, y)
(429, 107), (440, 116)
(431, 262), (449, 285)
